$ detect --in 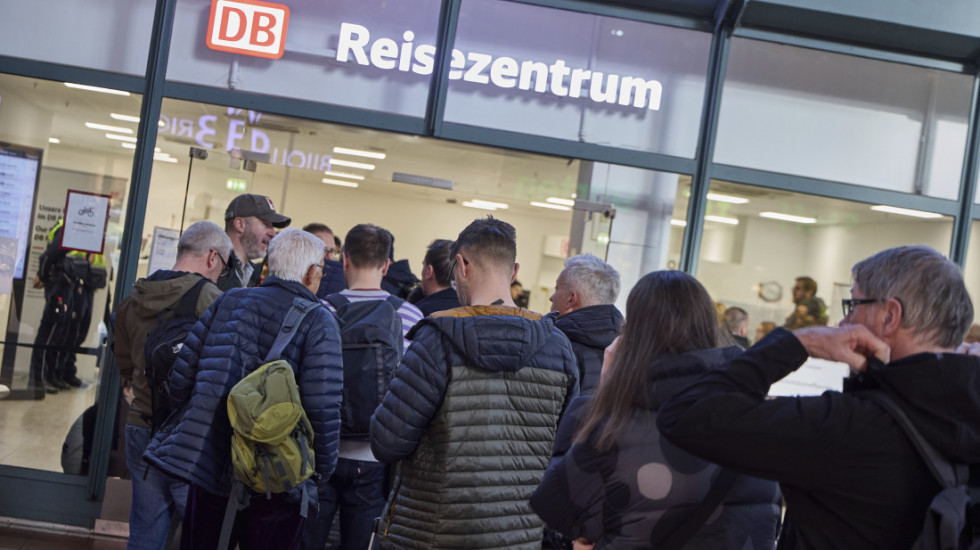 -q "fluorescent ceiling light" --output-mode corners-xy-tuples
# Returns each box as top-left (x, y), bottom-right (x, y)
(759, 212), (816, 224)
(462, 201), (500, 211)
(121, 143), (160, 152)
(153, 153), (177, 163)
(48, 137), (60, 144)
(546, 197), (575, 207)
(322, 170), (365, 180)
(531, 201), (571, 211)
(332, 147), (386, 160)
(870, 205), (943, 219)
(705, 215), (739, 225)
(64, 82), (131, 96)
(670, 219), (687, 227)
(707, 192), (749, 204)
(330, 159), (375, 170)
(468, 199), (509, 210)
(105, 133), (137, 143)
(86, 122), (133, 134)
(111, 113), (141, 123)
(322, 178), (359, 188)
